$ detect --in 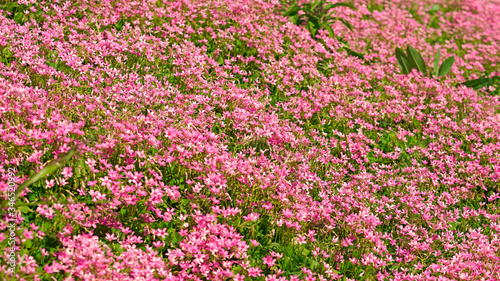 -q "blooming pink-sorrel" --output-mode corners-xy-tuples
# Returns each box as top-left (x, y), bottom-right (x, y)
(1, 0), (500, 280)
